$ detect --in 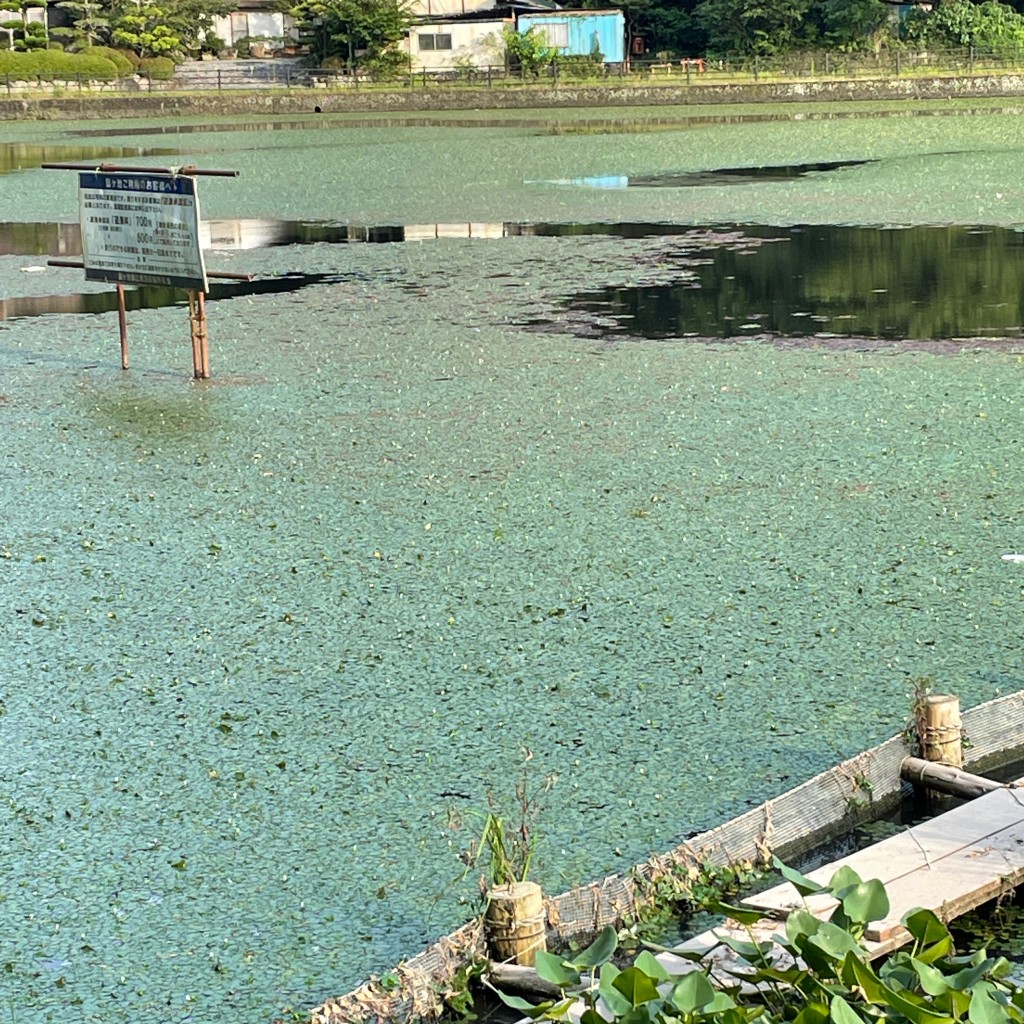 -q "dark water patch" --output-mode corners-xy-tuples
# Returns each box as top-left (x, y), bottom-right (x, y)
(543, 160), (873, 190)
(631, 159), (873, 187)
(0, 271), (346, 322)
(0, 142), (183, 176)
(532, 224), (1024, 345)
